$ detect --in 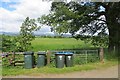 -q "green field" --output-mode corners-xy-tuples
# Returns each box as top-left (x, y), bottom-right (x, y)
(31, 38), (94, 51)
